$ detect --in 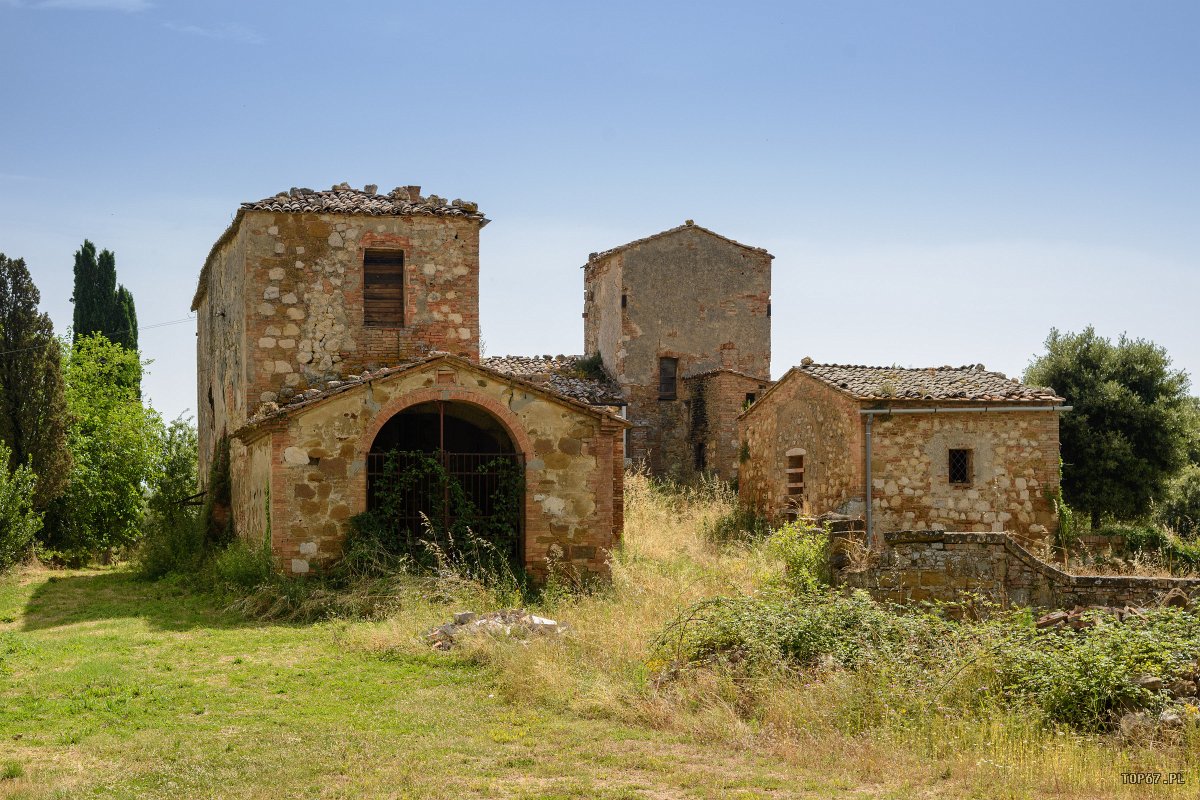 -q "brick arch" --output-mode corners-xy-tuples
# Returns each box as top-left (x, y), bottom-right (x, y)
(356, 385), (535, 461)
(350, 385), (538, 565)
